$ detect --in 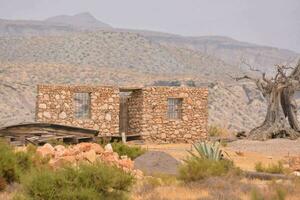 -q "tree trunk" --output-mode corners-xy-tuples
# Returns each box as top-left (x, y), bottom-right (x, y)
(248, 86), (300, 140)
